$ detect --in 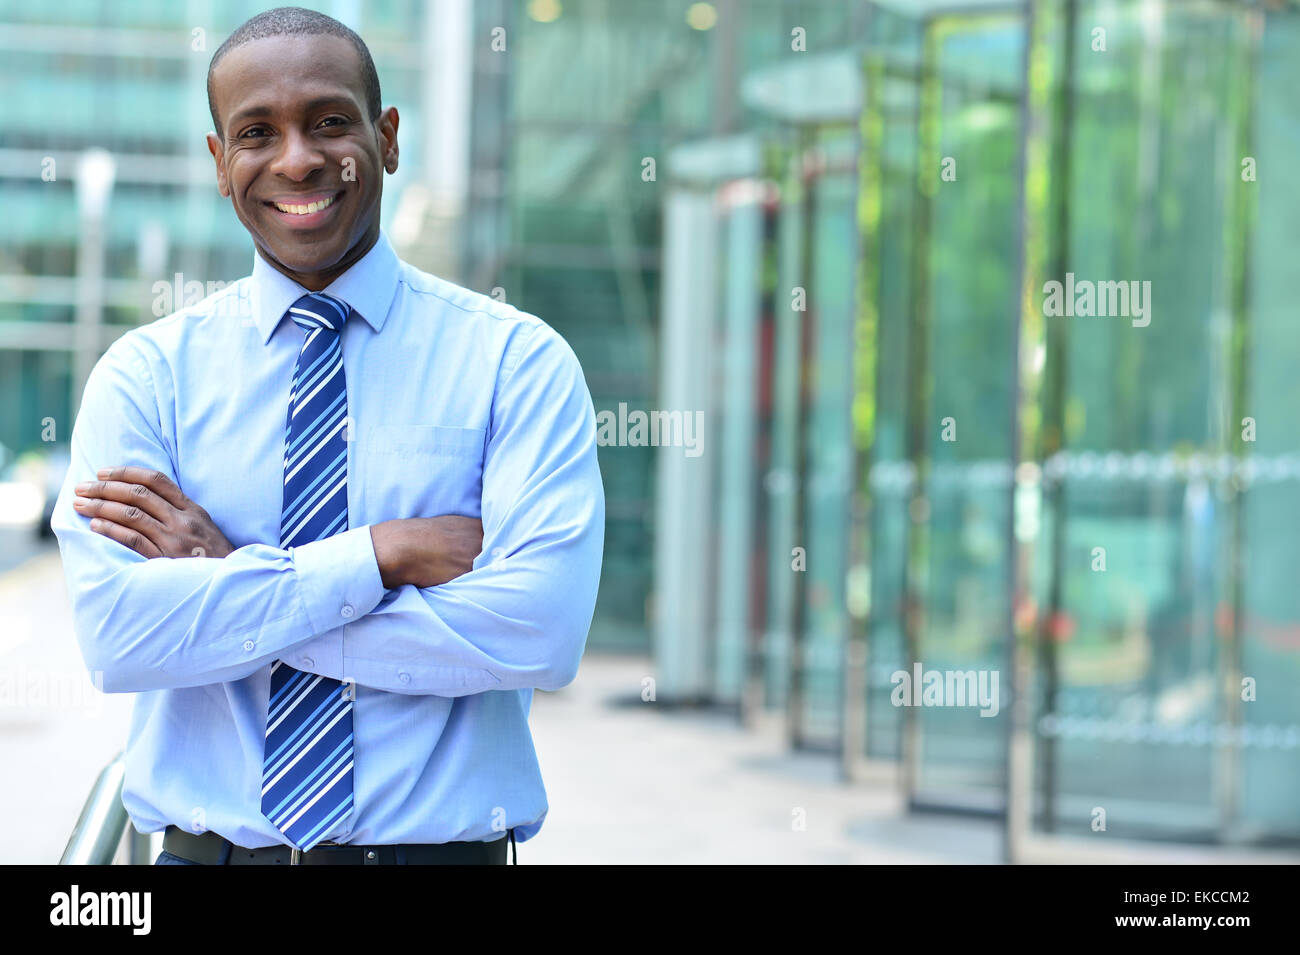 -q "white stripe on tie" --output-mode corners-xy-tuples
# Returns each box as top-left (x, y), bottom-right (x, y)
(261, 702), (352, 795)
(291, 358), (342, 418)
(279, 761), (355, 831)
(265, 675), (324, 736)
(282, 474), (347, 542)
(284, 424), (346, 484)
(271, 750), (354, 826)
